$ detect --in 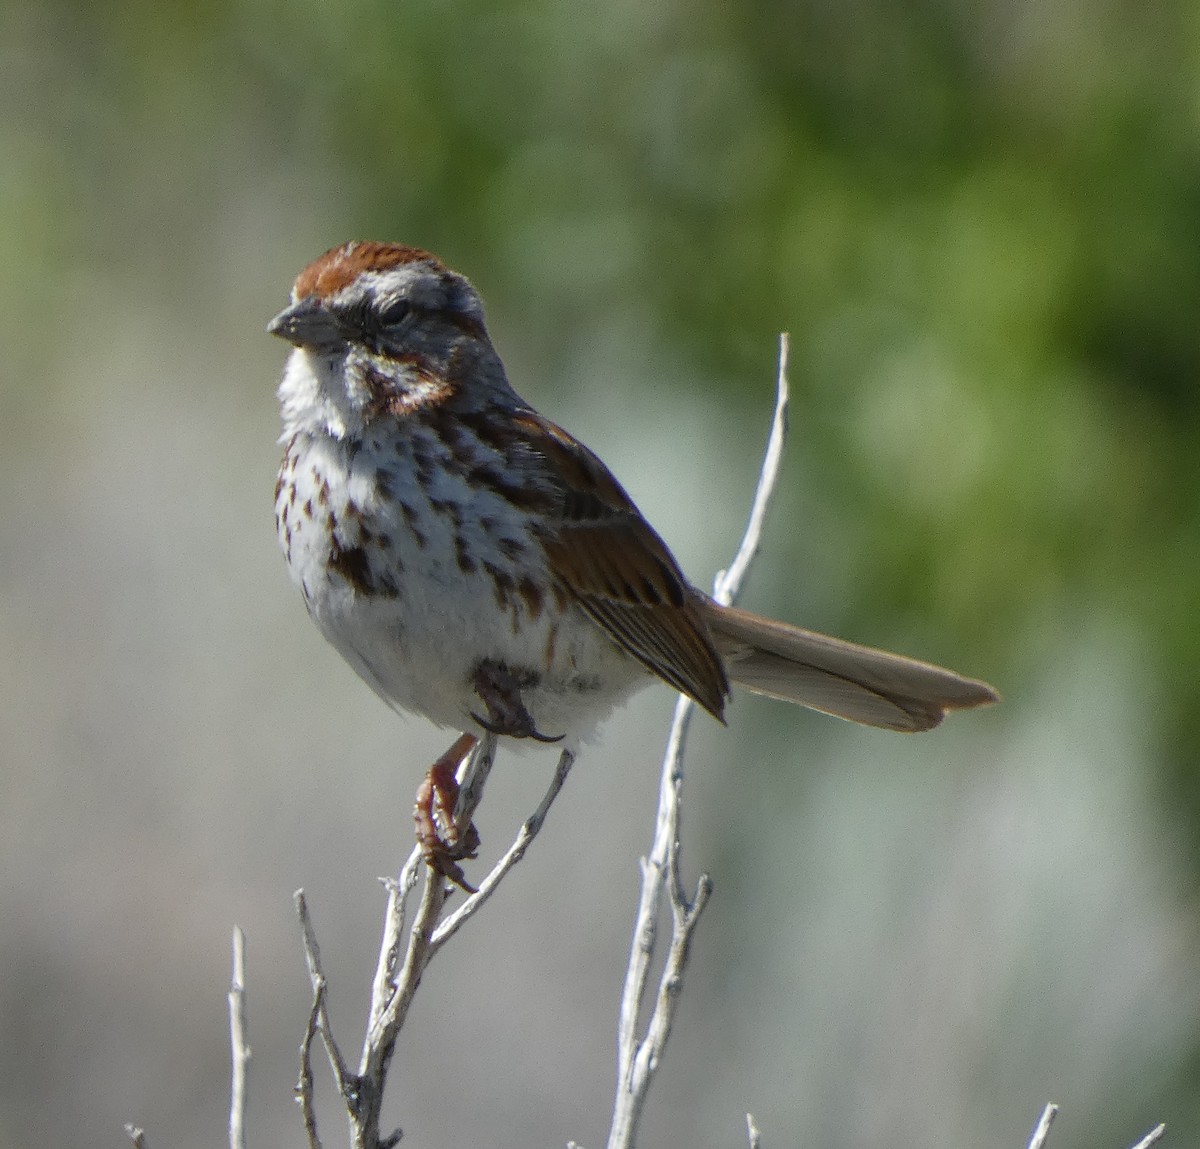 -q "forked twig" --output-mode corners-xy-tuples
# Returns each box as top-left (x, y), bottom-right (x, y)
(432, 747), (575, 949)
(293, 728), (576, 1147)
(294, 891), (353, 1098)
(297, 984), (324, 1149)
(607, 335), (791, 1149)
